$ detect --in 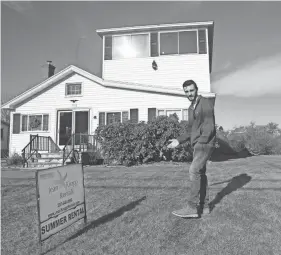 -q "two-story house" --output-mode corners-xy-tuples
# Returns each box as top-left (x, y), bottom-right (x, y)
(2, 21), (215, 158)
